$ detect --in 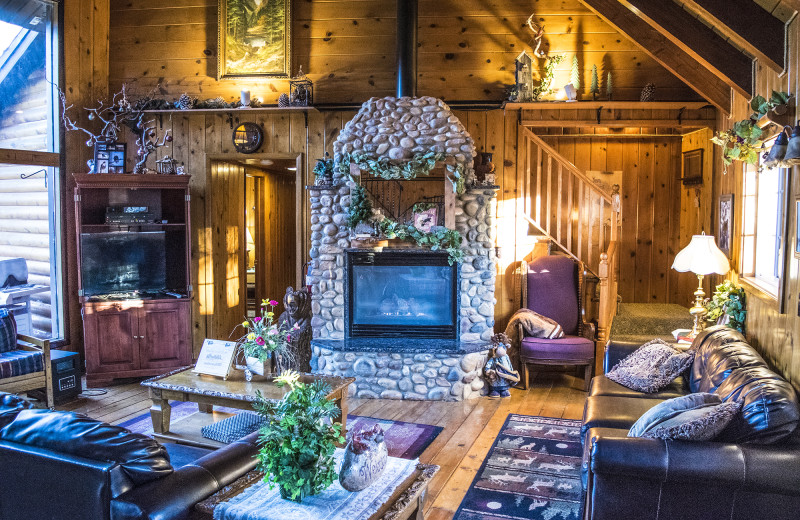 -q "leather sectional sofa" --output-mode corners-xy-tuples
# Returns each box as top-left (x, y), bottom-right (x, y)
(581, 325), (800, 520)
(0, 393), (259, 520)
